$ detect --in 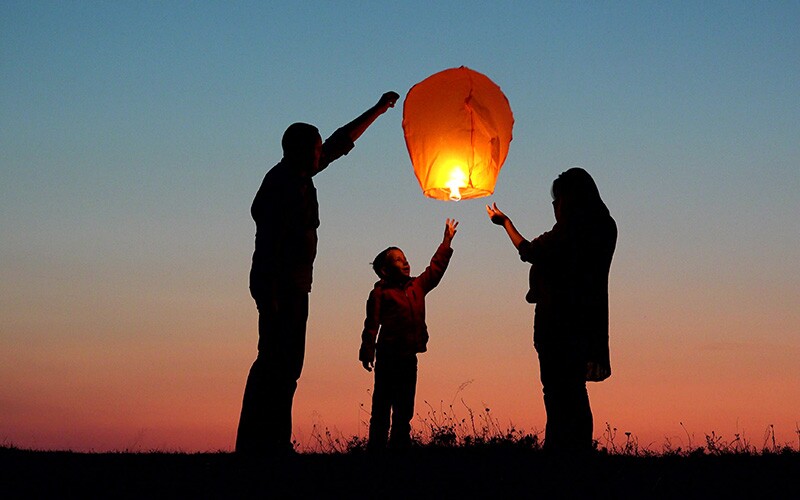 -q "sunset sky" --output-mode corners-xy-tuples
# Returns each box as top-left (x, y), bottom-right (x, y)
(2, 1), (798, 452)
